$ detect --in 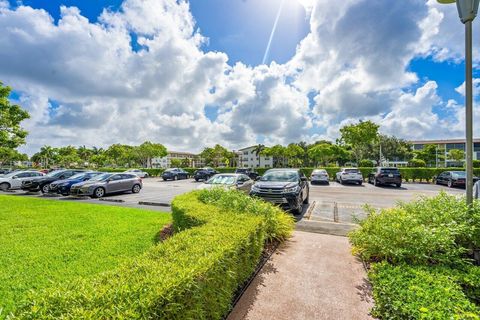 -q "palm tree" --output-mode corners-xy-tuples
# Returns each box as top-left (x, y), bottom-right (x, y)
(253, 144), (265, 168)
(39, 145), (55, 168)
